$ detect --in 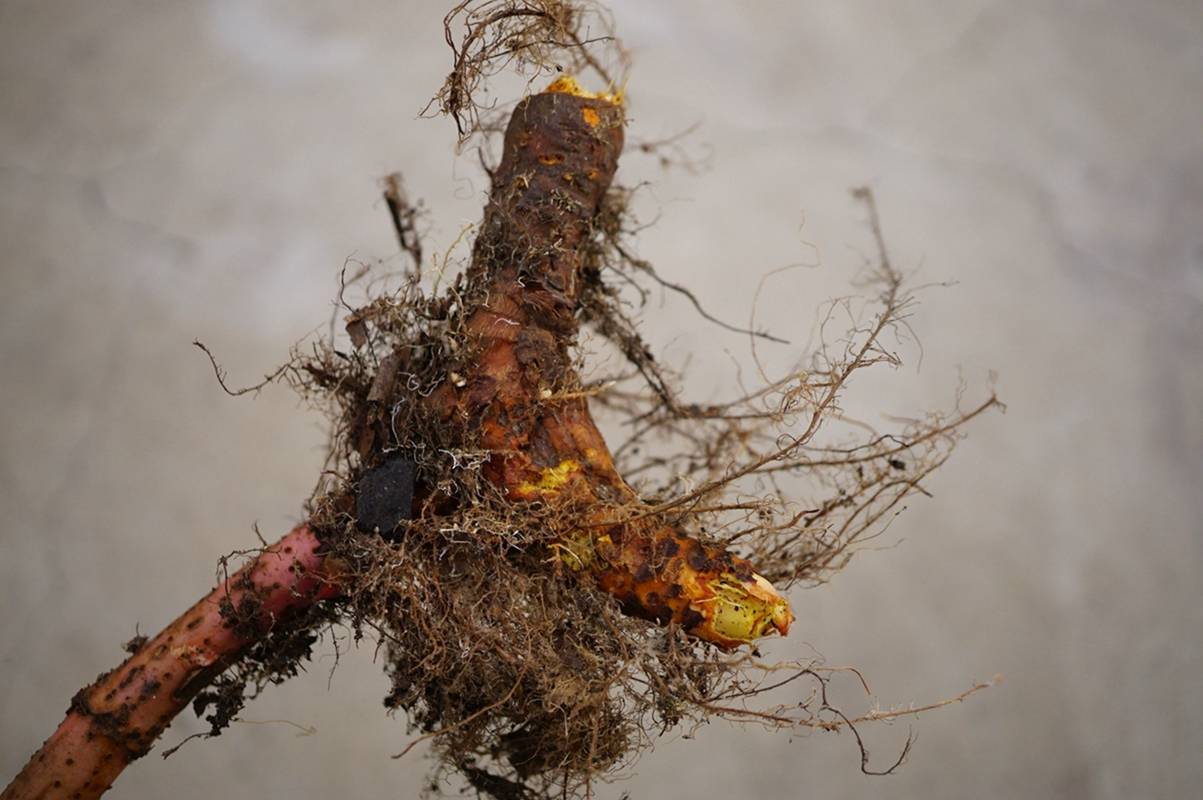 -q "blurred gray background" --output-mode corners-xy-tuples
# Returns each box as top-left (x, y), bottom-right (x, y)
(2, 1), (1201, 798)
